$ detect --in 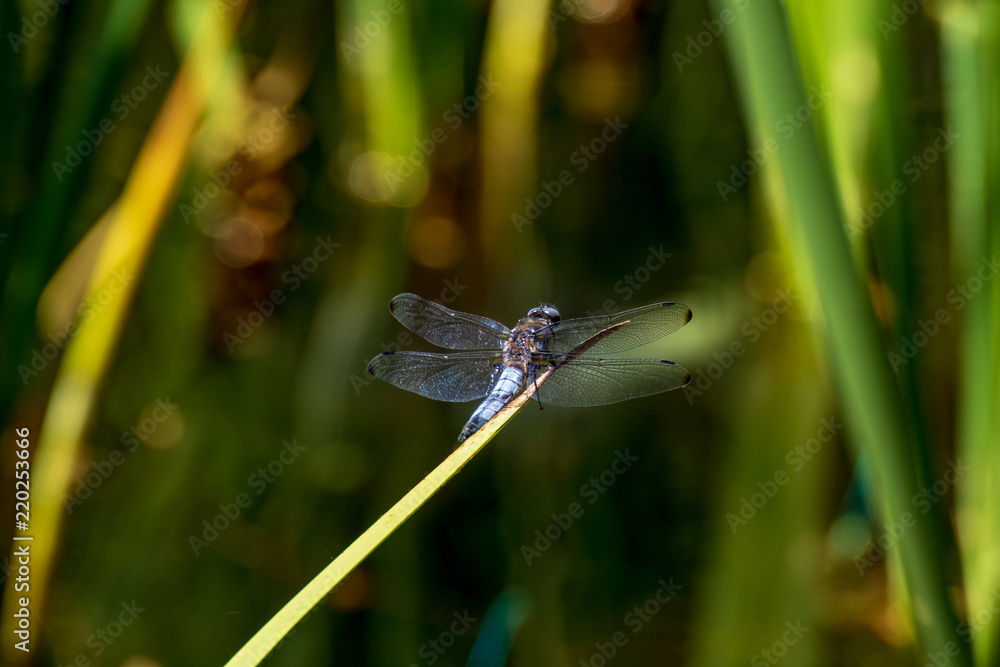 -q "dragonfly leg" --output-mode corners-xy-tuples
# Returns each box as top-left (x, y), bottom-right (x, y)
(530, 368), (544, 411)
